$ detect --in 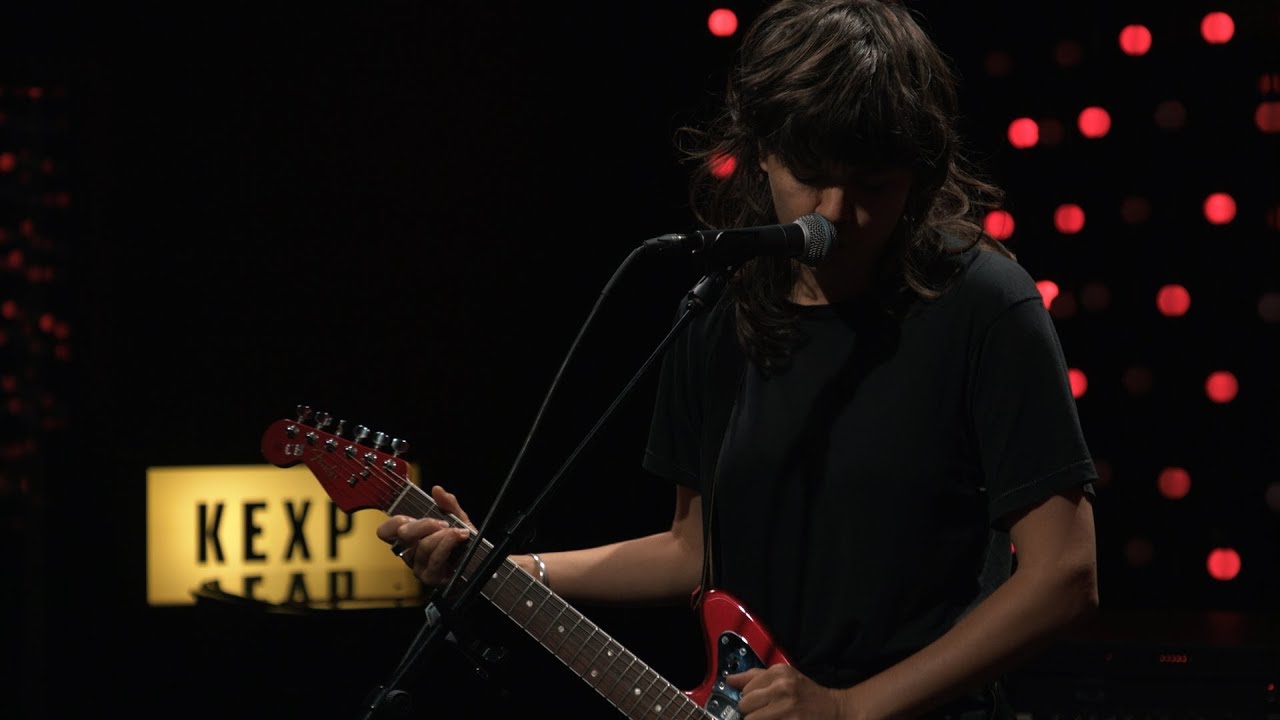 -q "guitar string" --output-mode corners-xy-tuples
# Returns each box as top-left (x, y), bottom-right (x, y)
(291, 423), (711, 718)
